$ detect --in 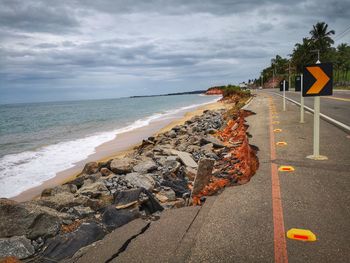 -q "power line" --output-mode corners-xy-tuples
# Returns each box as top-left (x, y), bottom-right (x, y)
(334, 25), (350, 41)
